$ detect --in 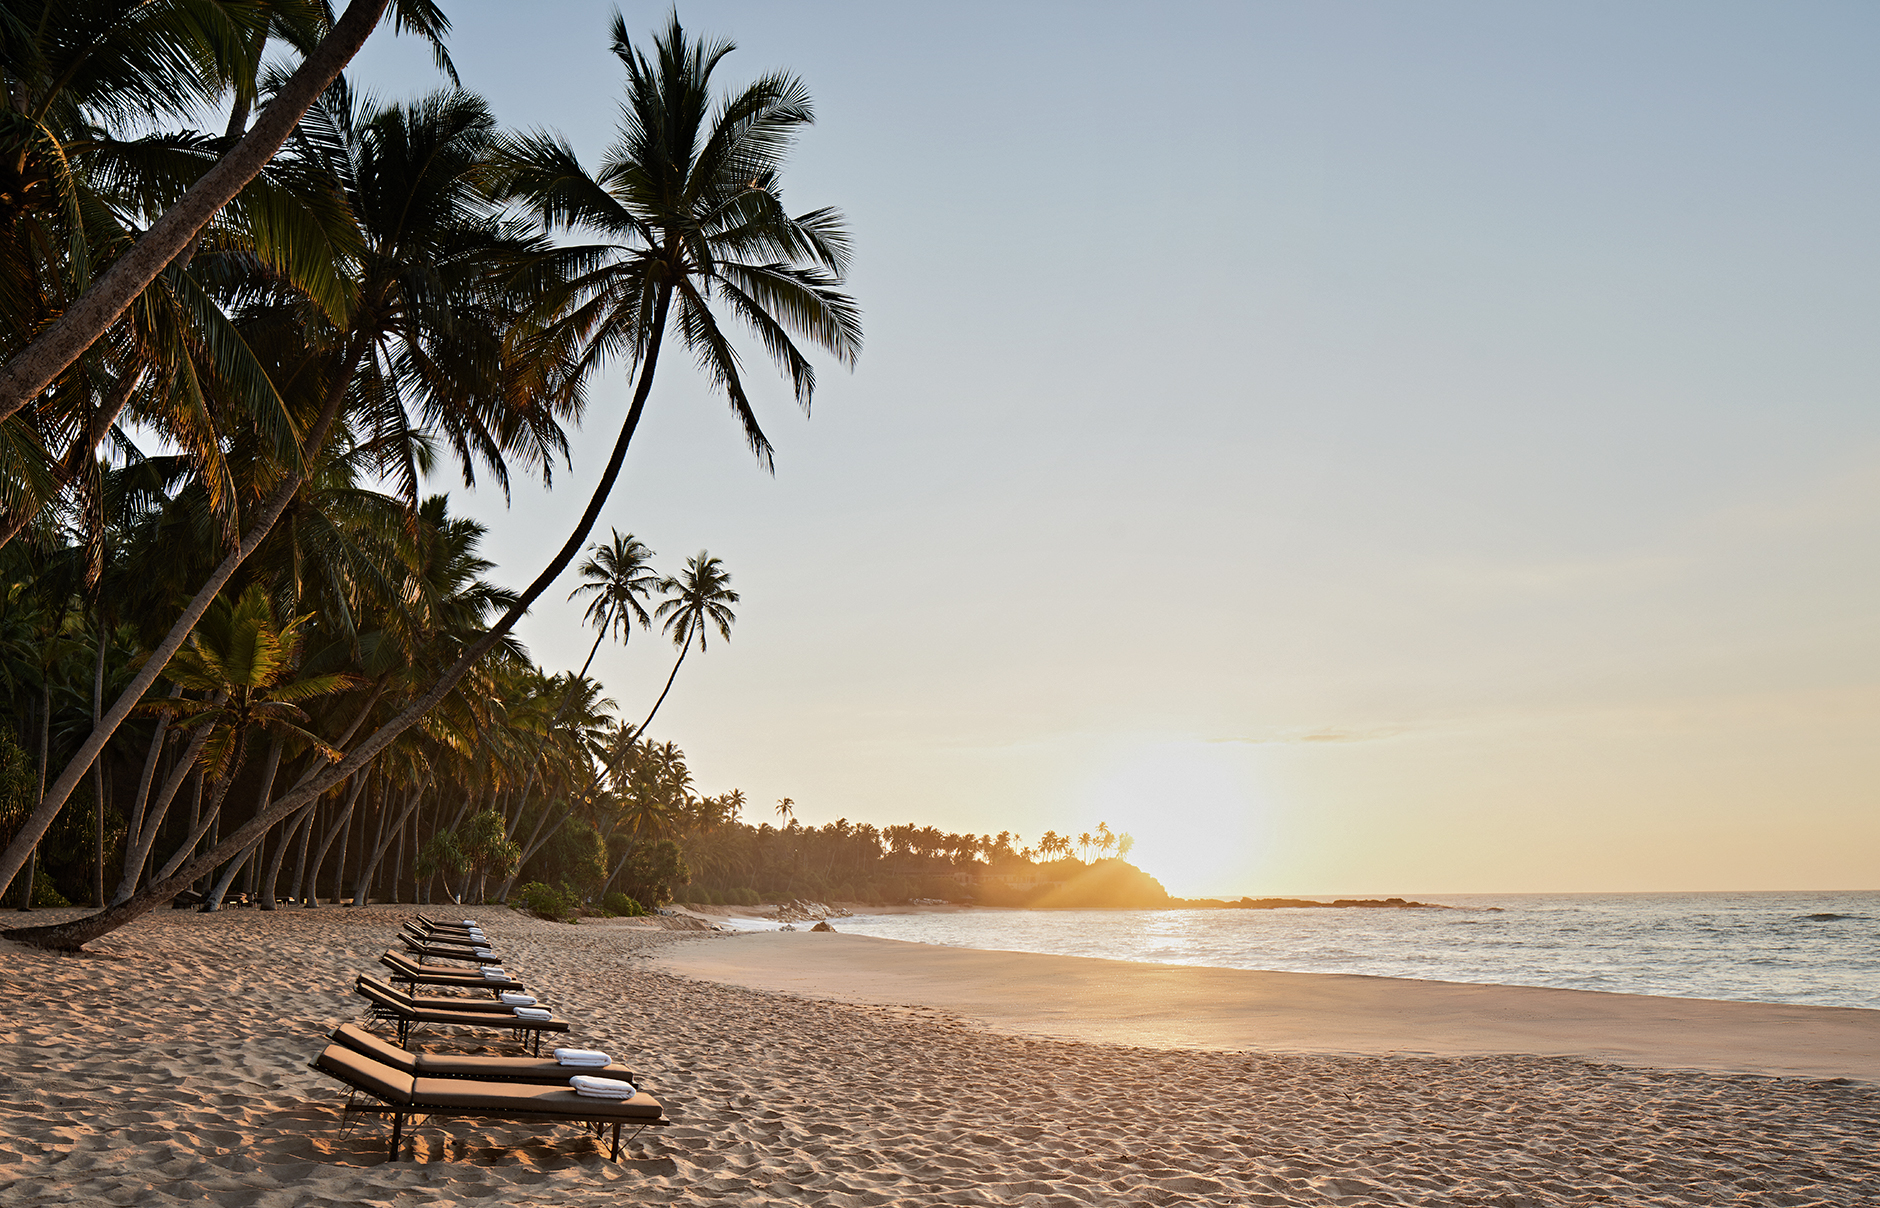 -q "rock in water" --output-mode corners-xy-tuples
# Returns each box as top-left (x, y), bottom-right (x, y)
(811, 920), (836, 932)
